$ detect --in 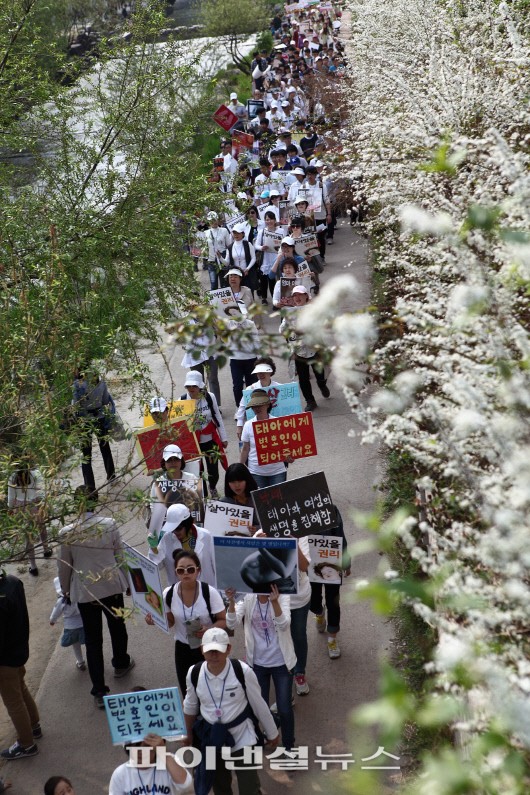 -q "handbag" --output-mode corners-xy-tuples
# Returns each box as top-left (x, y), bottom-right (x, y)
(105, 396), (128, 441)
(308, 253), (325, 274)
